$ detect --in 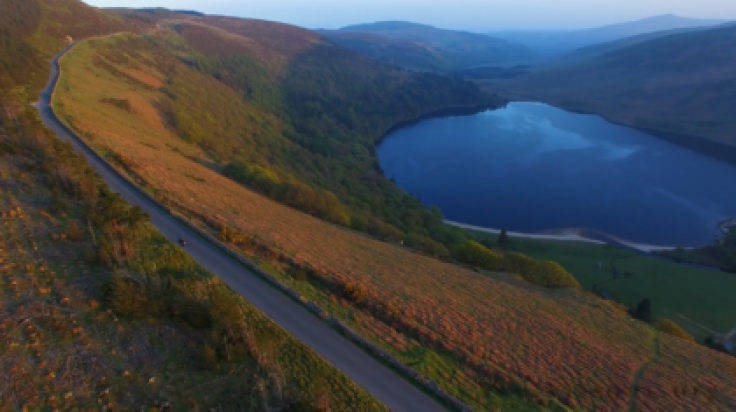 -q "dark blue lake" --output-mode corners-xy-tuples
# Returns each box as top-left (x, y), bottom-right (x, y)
(377, 102), (736, 247)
